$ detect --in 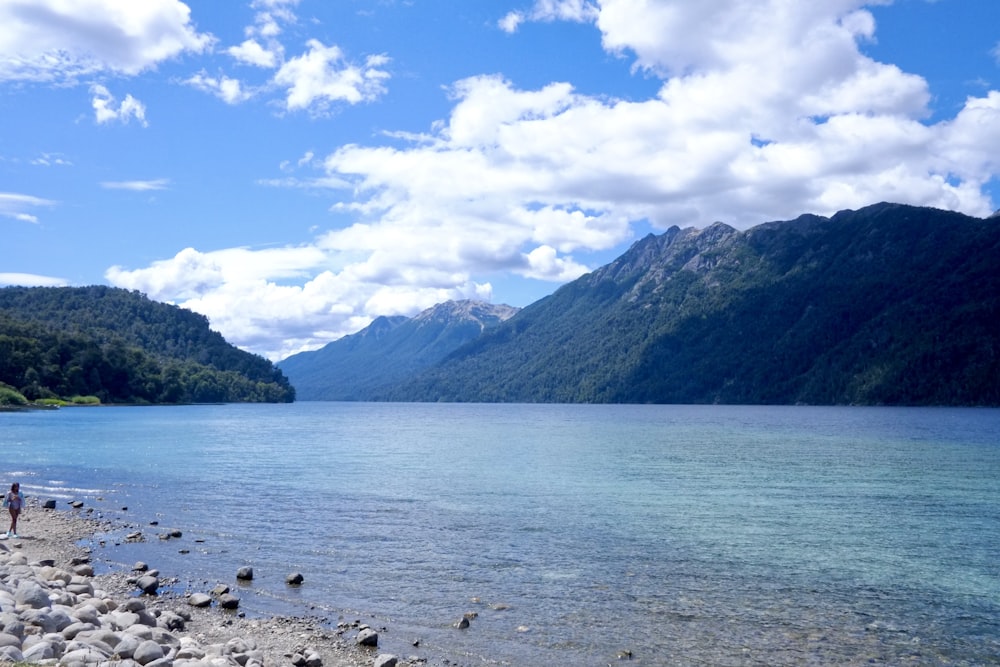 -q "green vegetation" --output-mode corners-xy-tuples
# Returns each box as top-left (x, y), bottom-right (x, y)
(377, 203), (1000, 406)
(0, 286), (294, 404)
(0, 384), (28, 406)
